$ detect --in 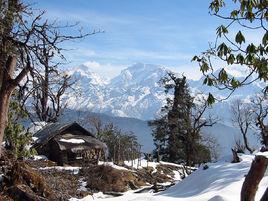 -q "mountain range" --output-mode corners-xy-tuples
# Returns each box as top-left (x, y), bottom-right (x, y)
(63, 62), (263, 123)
